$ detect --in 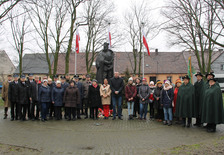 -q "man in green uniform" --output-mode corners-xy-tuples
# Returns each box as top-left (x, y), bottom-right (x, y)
(201, 78), (224, 132)
(205, 72), (220, 87)
(175, 75), (195, 128)
(194, 72), (204, 127)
